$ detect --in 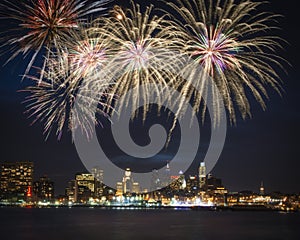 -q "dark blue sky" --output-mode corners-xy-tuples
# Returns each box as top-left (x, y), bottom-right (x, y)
(0, 0), (299, 195)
